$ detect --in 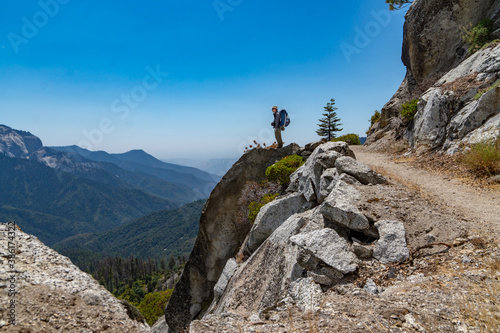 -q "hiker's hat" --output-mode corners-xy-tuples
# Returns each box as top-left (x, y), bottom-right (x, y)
(272, 106), (278, 110)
